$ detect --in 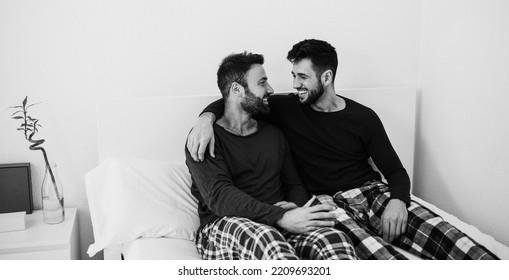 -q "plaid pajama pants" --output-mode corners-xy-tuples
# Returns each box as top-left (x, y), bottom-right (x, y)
(196, 216), (358, 260)
(317, 180), (499, 260)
